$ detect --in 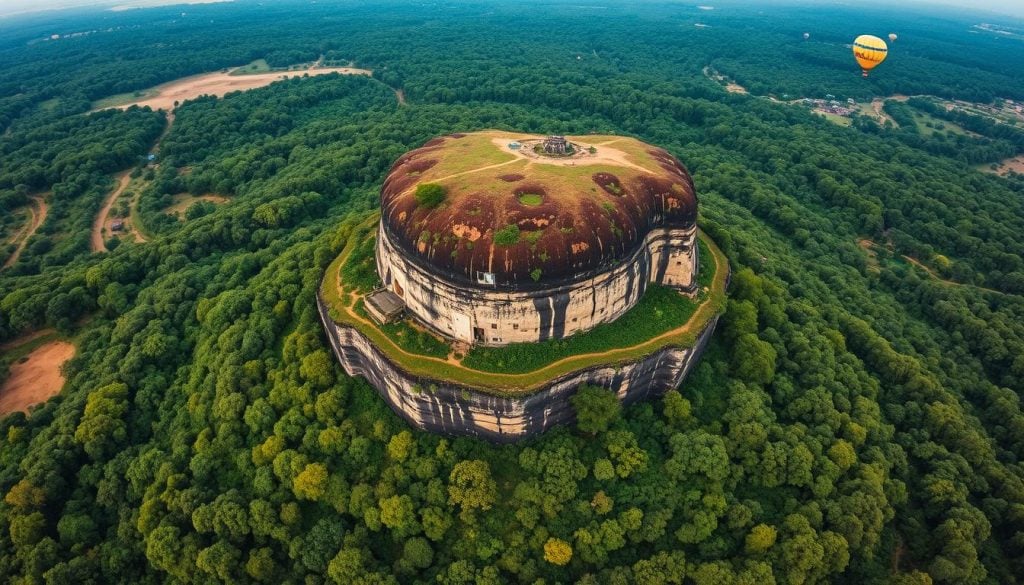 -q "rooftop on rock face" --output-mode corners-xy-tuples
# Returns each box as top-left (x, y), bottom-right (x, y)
(380, 131), (698, 288)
